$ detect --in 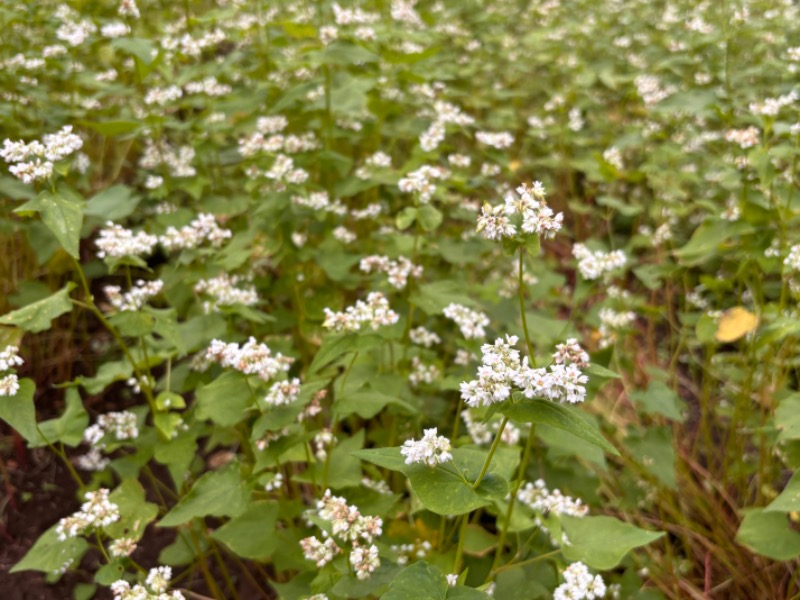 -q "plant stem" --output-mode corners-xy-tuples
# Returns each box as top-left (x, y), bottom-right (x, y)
(518, 248), (535, 364)
(472, 416), (508, 490)
(453, 513), (469, 574)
